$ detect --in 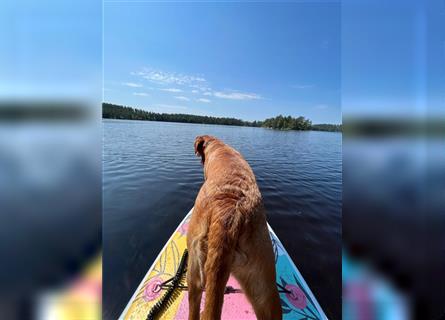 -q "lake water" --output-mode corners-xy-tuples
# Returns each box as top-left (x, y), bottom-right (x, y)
(103, 119), (342, 319)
